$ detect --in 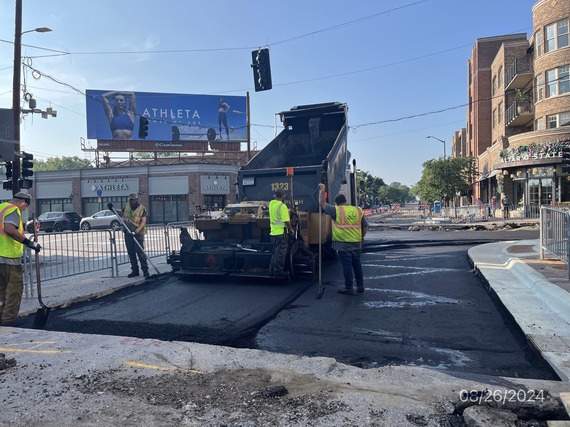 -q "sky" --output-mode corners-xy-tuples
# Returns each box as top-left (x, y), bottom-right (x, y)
(0, 0), (537, 187)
